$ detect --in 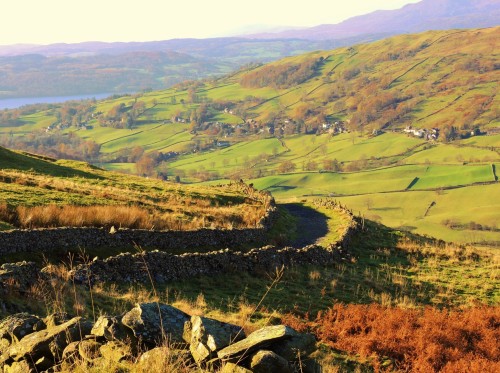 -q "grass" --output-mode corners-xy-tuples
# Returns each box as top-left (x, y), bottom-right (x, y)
(410, 164), (494, 189)
(335, 184), (500, 244)
(458, 134), (500, 148)
(249, 163), (495, 197)
(0, 147), (100, 179)
(0, 147), (270, 236)
(4, 213), (497, 321)
(1, 200), (498, 371)
(404, 143), (499, 164)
